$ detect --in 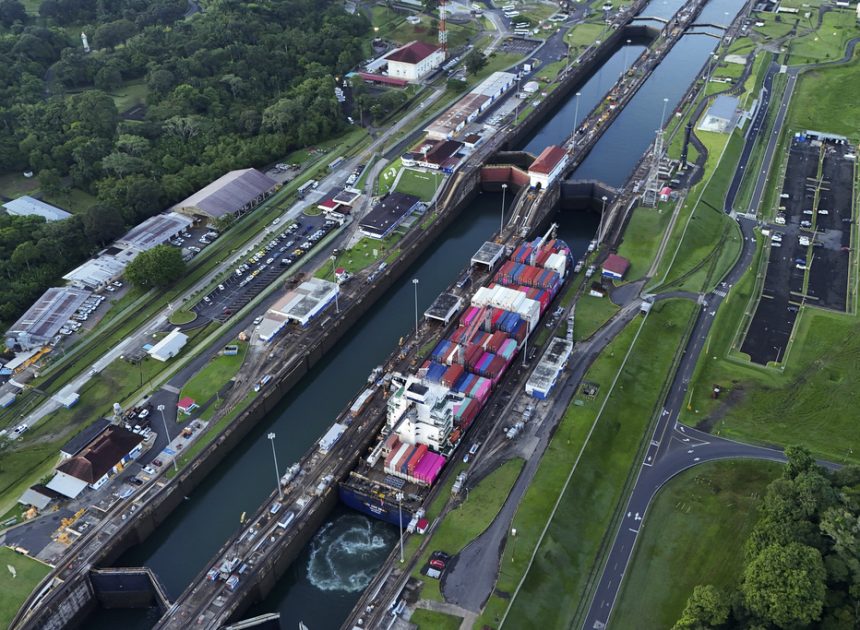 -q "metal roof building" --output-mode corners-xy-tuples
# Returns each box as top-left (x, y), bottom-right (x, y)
(424, 293), (463, 324)
(148, 328), (189, 361)
(63, 255), (127, 290)
(172, 169), (277, 221)
(471, 241), (505, 270)
(117, 212), (193, 252)
(60, 418), (111, 459)
(359, 192), (421, 239)
(271, 278), (339, 327)
(5, 287), (90, 351)
(3, 196), (72, 222)
(526, 337), (573, 399)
